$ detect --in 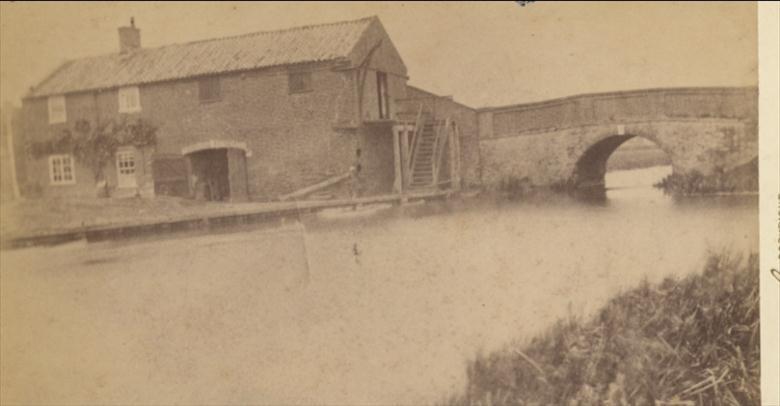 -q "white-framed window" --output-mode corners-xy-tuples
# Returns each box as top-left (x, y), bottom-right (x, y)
(47, 95), (67, 124)
(118, 86), (141, 113)
(49, 154), (76, 185)
(116, 147), (137, 188)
